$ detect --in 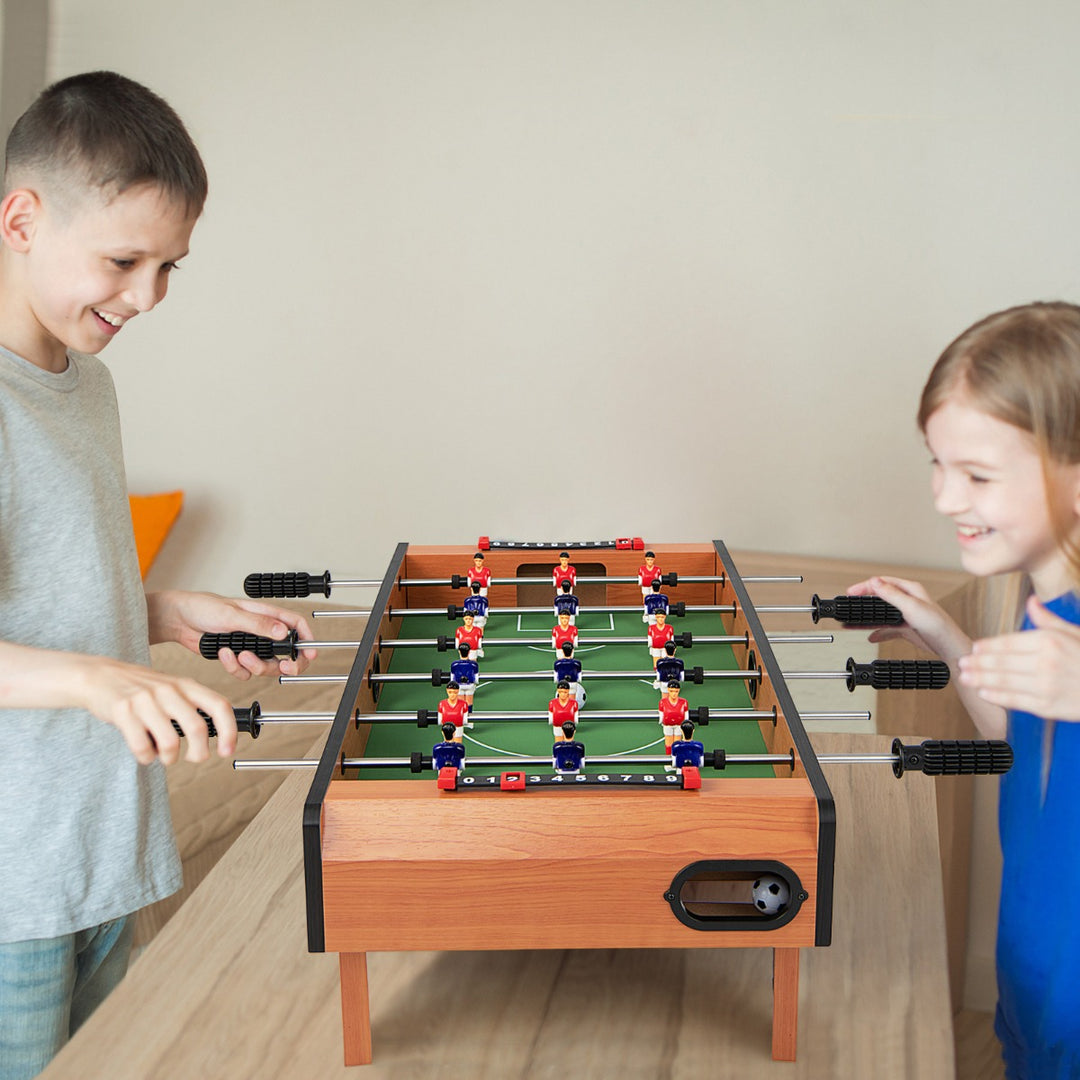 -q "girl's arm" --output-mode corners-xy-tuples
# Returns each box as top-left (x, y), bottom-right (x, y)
(958, 595), (1080, 721)
(847, 575), (1007, 740)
